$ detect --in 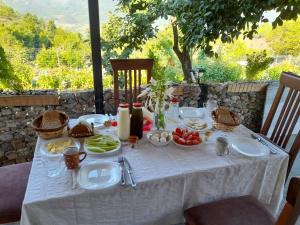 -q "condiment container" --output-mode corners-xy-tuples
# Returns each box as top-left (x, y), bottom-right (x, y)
(117, 103), (130, 141)
(167, 98), (180, 122)
(130, 102), (144, 139)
